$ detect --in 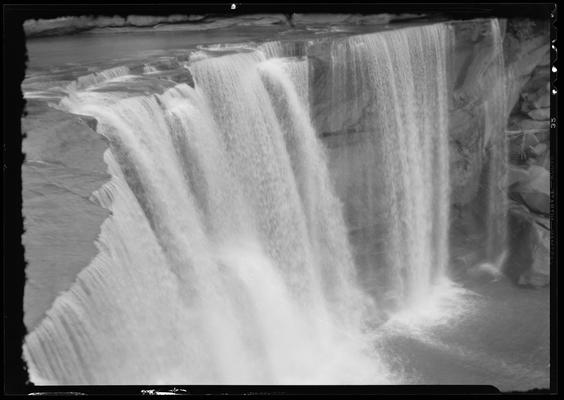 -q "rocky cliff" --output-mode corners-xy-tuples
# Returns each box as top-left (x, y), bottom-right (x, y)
(448, 18), (550, 287)
(449, 18), (549, 205)
(305, 18), (550, 287)
(308, 18), (549, 210)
